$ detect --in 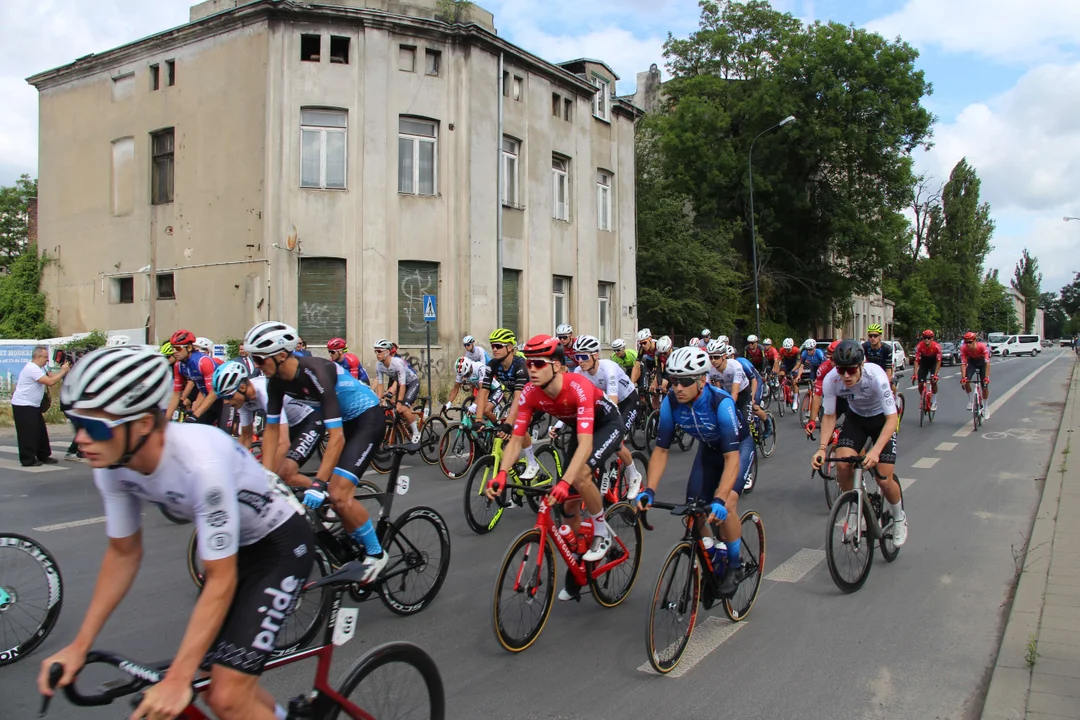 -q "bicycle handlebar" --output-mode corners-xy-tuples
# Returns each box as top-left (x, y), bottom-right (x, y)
(47, 653), (184, 708)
